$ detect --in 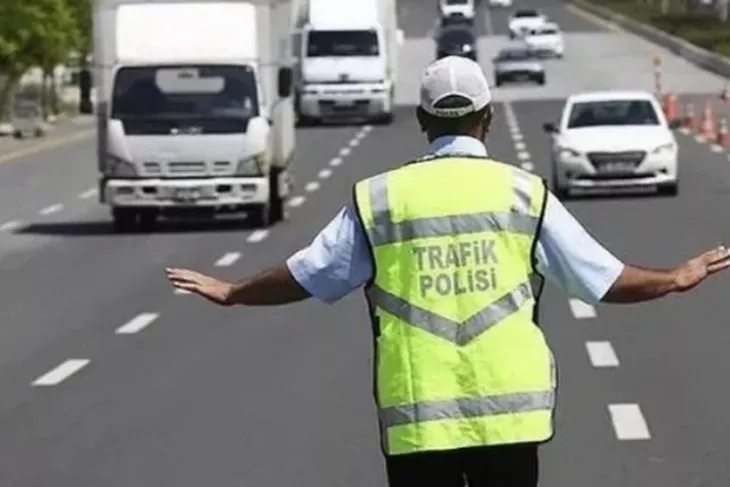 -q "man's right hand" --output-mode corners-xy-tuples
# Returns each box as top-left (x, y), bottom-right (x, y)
(671, 245), (730, 293)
